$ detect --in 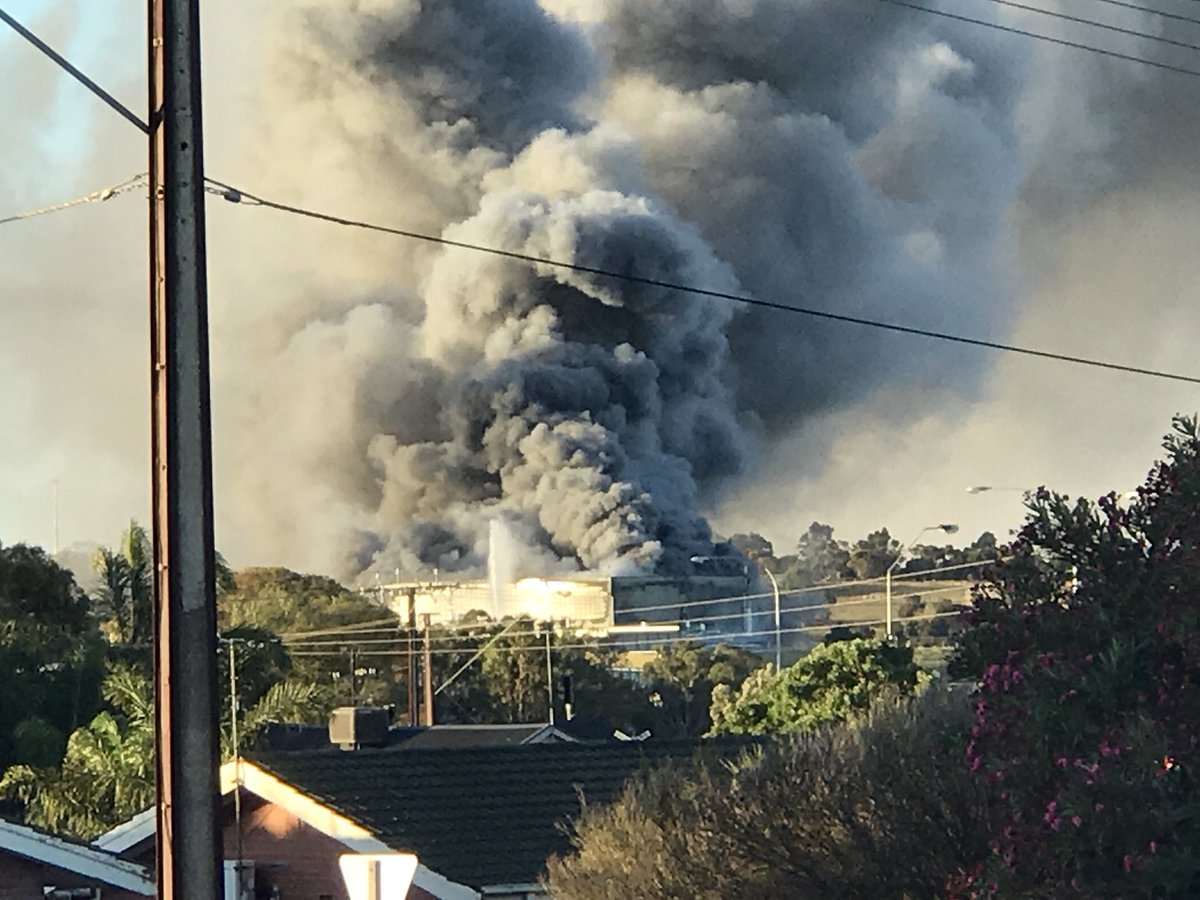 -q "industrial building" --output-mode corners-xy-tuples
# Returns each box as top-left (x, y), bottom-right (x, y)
(368, 570), (821, 654)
